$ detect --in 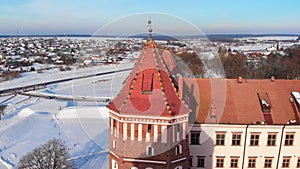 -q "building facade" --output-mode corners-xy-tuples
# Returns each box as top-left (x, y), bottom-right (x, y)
(190, 124), (300, 169)
(186, 78), (300, 169)
(107, 20), (300, 169)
